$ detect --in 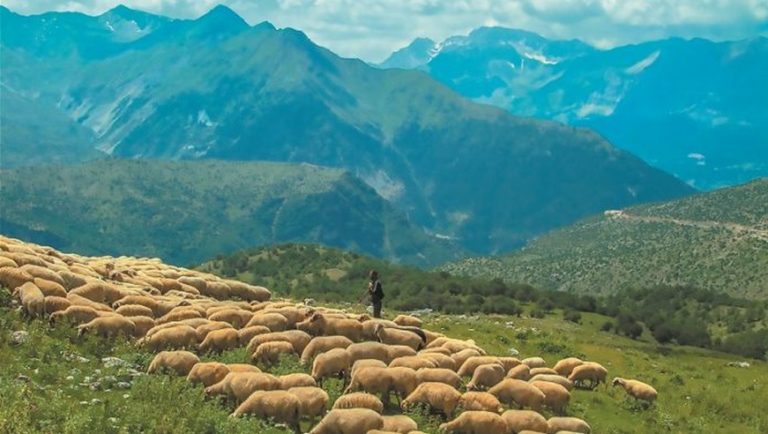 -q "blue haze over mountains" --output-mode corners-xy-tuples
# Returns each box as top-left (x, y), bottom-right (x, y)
(381, 27), (768, 190)
(1, 5), (695, 259)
